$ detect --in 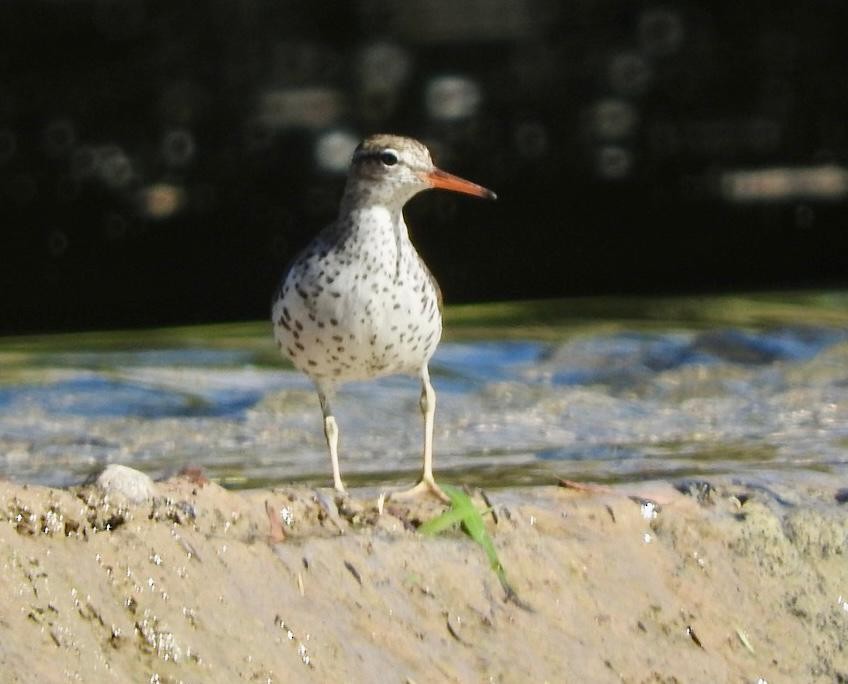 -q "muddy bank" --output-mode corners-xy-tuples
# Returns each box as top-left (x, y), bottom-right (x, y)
(0, 475), (846, 683)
